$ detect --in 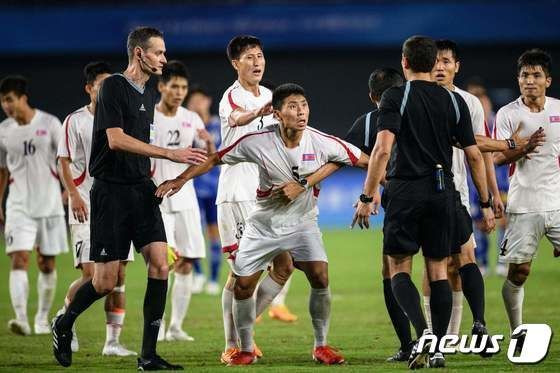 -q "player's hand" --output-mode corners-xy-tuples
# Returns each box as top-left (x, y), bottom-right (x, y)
(493, 196), (505, 219)
(155, 177), (187, 198)
(480, 207), (496, 233)
(167, 146), (207, 165)
(255, 101), (273, 117)
(522, 127), (546, 159)
(351, 191), (381, 229)
(272, 181), (305, 205)
(70, 192), (88, 223)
